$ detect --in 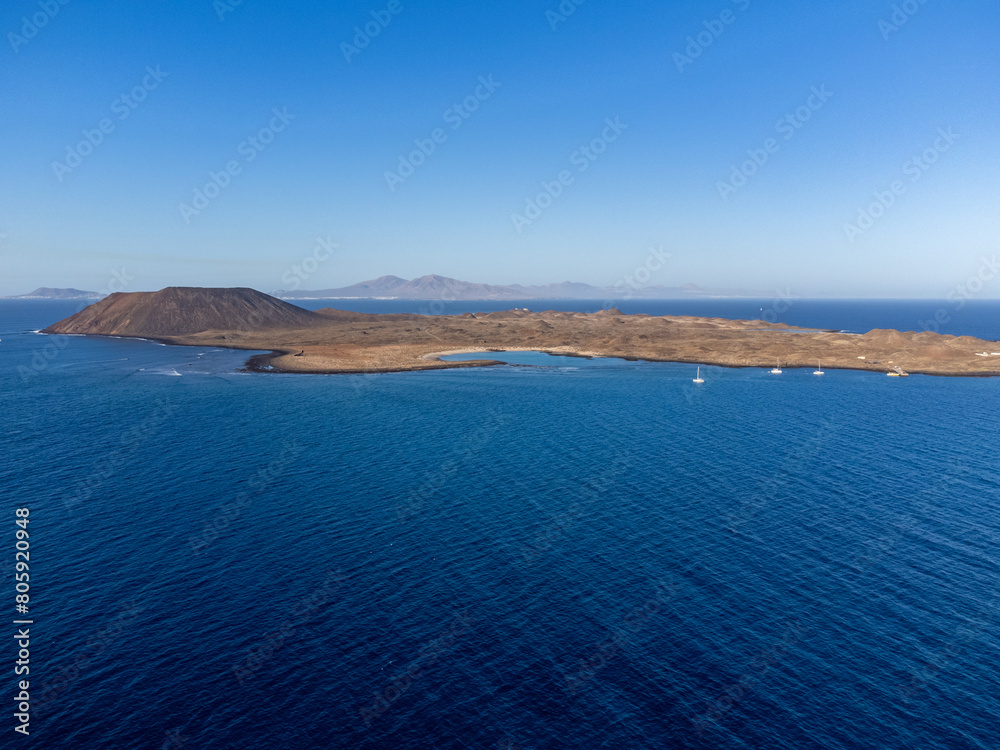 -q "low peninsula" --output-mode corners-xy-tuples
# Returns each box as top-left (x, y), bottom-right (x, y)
(42, 287), (1000, 377)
